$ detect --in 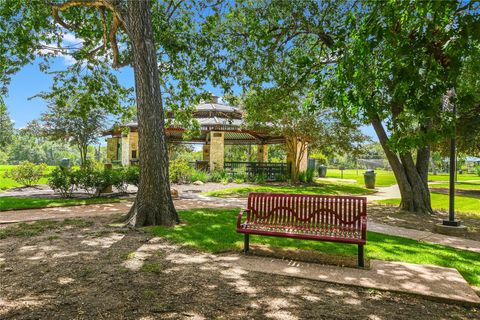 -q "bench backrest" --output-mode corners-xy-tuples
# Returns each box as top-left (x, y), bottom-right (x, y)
(247, 193), (367, 235)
